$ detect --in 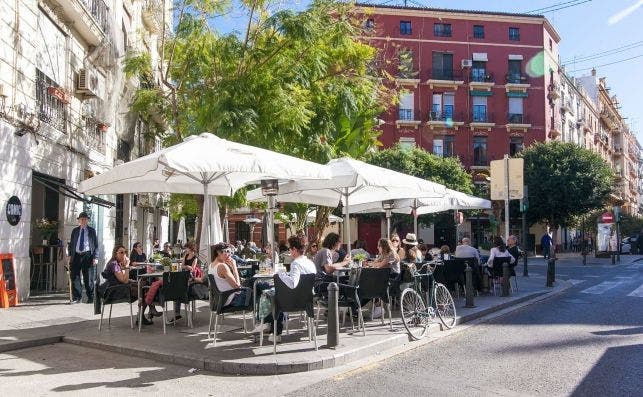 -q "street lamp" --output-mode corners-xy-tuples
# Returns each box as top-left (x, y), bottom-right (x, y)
(243, 216), (262, 243)
(261, 179), (279, 268)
